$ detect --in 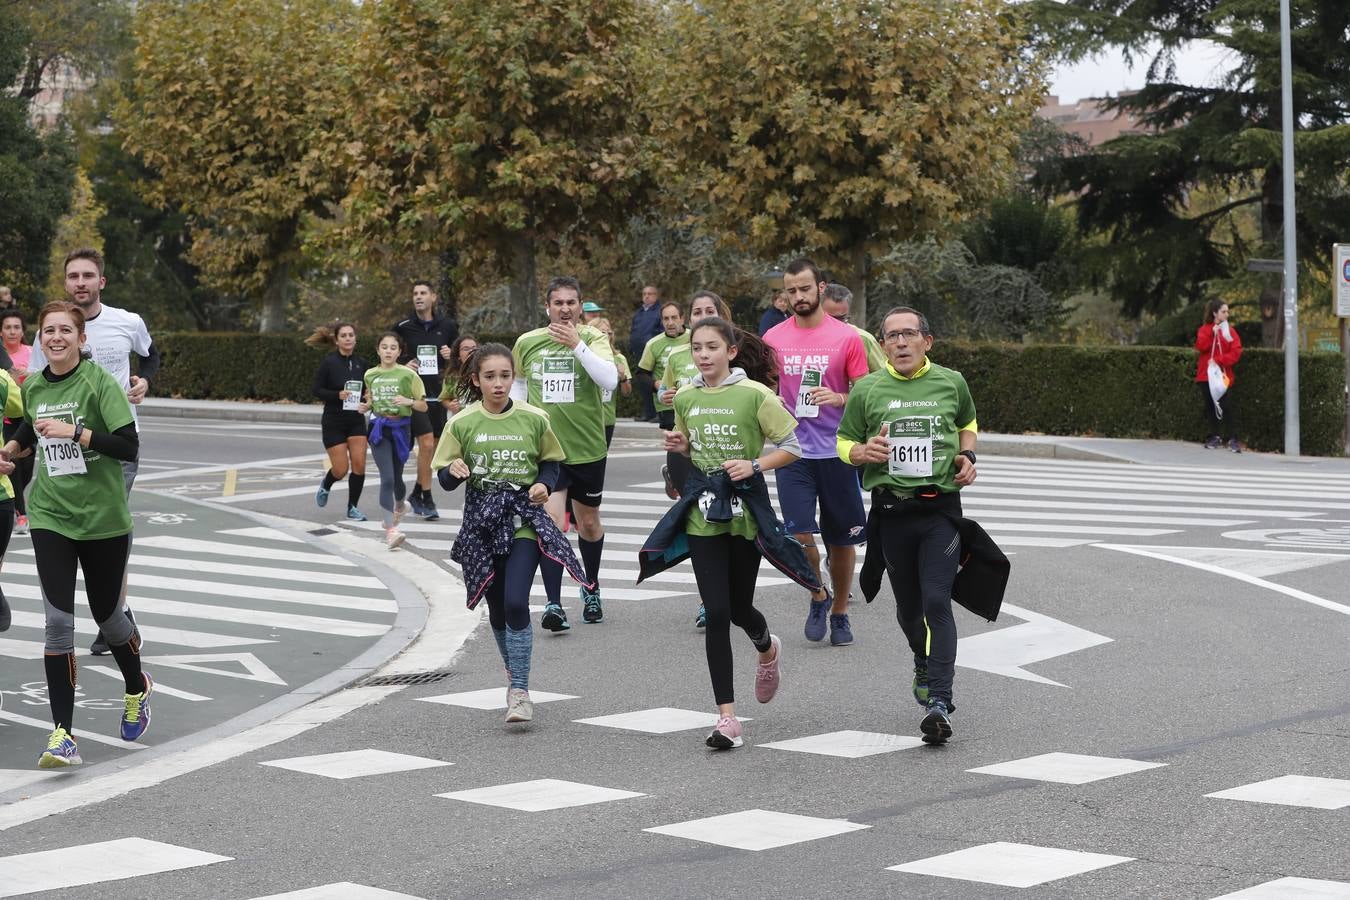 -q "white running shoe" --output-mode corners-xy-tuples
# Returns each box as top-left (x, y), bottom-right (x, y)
(386, 528), (406, 549)
(505, 688), (533, 723)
